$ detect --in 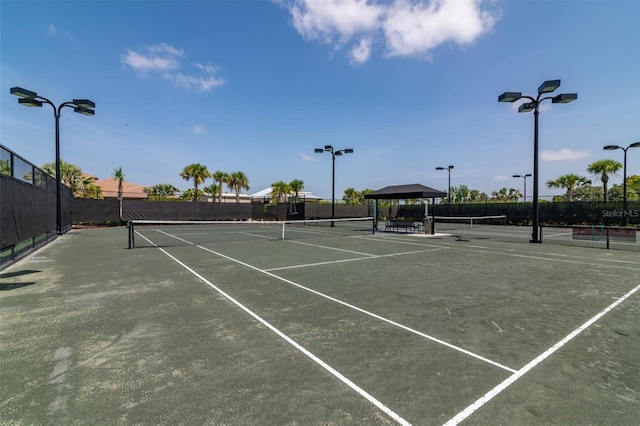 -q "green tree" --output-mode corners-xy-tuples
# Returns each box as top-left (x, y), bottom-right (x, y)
(203, 183), (220, 201)
(180, 163), (210, 202)
(144, 183), (179, 200)
(42, 159), (95, 196)
(545, 174), (591, 202)
(212, 171), (228, 202)
(270, 181), (290, 203)
(572, 184), (603, 202)
(0, 159), (10, 175)
(587, 159), (622, 202)
(112, 167), (125, 219)
(343, 187), (361, 204)
(180, 188), (204, 201)
(226, 171), (250, 203)
(289, 179), (304, 202)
